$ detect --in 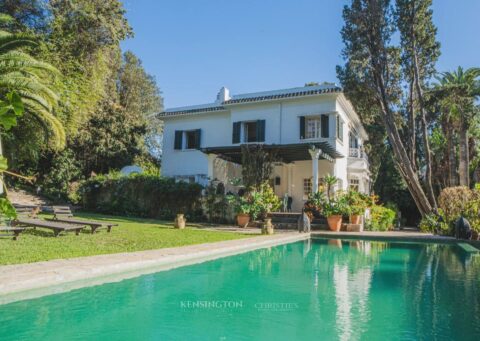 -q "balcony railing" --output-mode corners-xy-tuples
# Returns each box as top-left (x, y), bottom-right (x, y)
(349, 148), (368, 162)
